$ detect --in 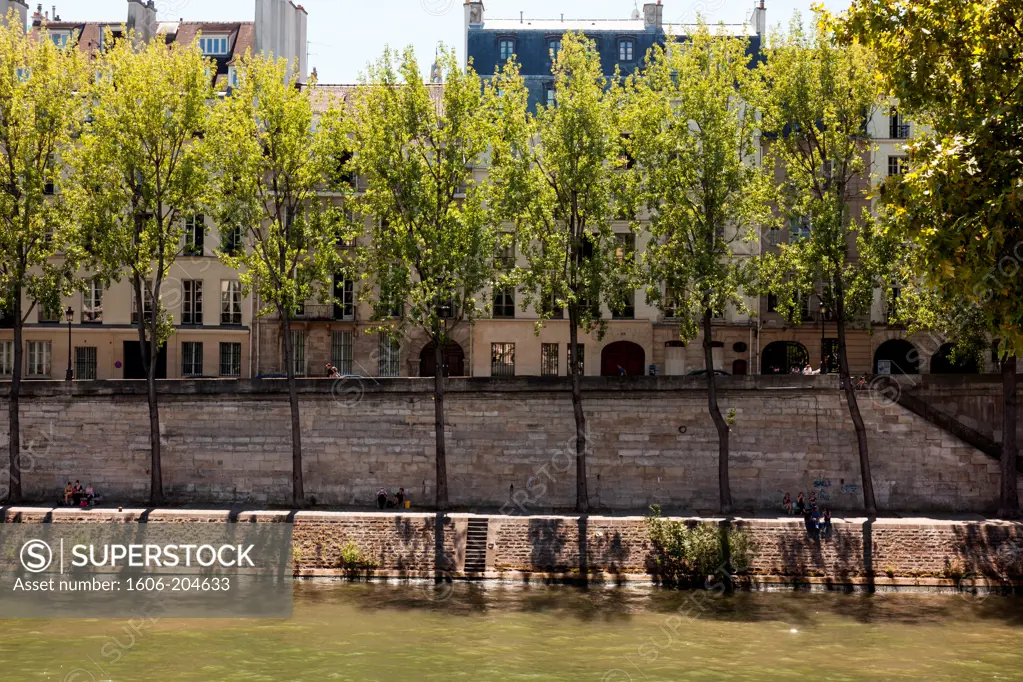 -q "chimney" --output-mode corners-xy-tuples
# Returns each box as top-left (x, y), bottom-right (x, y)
(753, 0), (766, 36)
(463, 1), (484, 69)
(642, 1), (662, 30)
(126, 0), (157, 43)
(0, 0), (29, 28)
(255, 0), (309, 85)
